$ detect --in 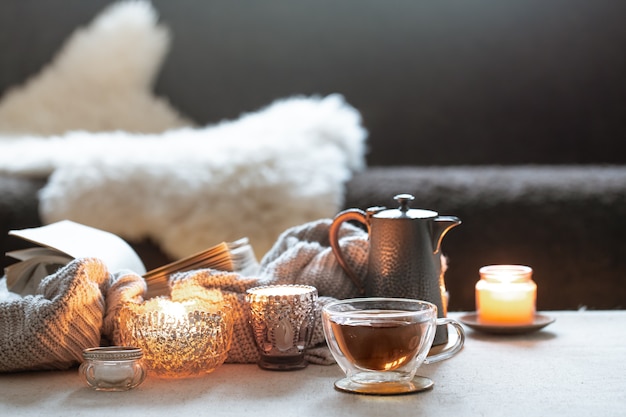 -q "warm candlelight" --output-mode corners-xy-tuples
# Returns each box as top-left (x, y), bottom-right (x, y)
(475, 265), (536, 325)
(118, 293), (233, 378)
(248, 285), (314, 297)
